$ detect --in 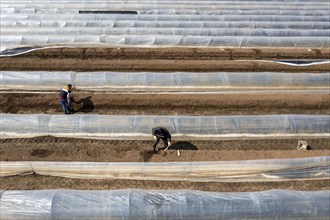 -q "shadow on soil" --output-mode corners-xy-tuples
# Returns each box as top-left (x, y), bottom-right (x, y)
(139, 150), (158, 162)
(139, 142), (198, 162)
(74, 96), (95, 113)
(159, 141), (198, 151)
